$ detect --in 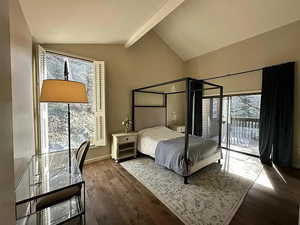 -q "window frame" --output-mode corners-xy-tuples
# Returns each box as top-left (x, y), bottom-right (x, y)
(35, 47), (106, 154)
(203, 92), (261, 158)
(222, 92), (261, 158)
